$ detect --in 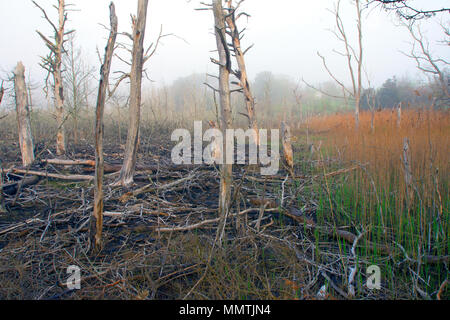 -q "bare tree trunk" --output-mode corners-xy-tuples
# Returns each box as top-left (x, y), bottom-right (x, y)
(225, 1), (258, 145)
(371, 109), (375, 133)
(115, 0), (149, 186)
(281, 122), (294, 176)
(0, 81), (5, 106)
(213, 0), (233, 243)
(33, 0), (71, 155)
(90, 2), (118, 251)
(281, 122), (294, 177)
(402, 138), (414, 209)
(55, 0), (67, 155)
(14, 62), (35, 167)
(355, 0), (363, 129)
(397, 102), (402, 128)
